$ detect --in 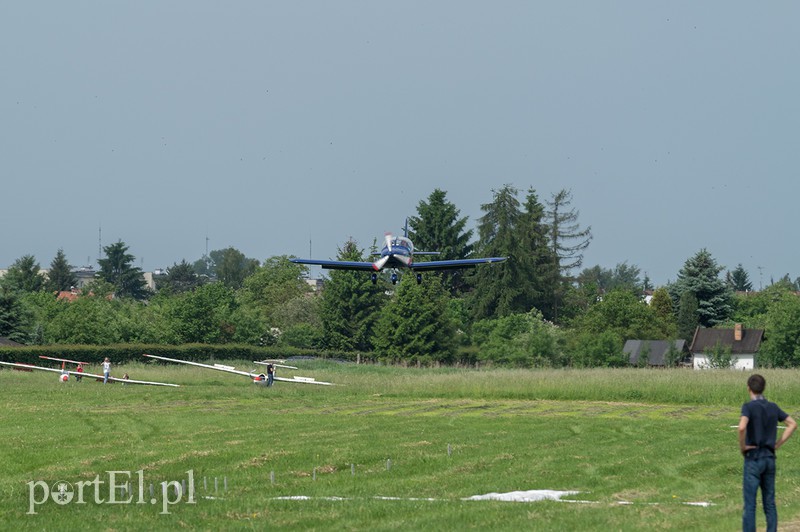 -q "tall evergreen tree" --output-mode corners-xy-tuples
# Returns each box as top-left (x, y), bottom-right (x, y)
(546, 189), (592, 321)
(407, 188), (473, 293)
(97, 241), (149, 300)
(518, 188), (558, 319)
(1, 255), (45, 293)
(468, 185), (525, 319)
(46, 249), (78, 293)
(372, 274), (457, 362)
(676, 291), (699, 342)
(318, 240), (385, 351)
(726, 264), (753, 292)
(670, 249), (733, 328)
(0, 287), (30, 342)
